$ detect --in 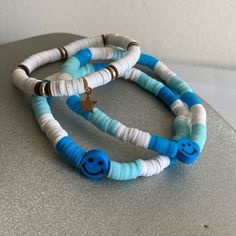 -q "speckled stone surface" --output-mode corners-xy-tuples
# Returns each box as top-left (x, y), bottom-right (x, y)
(0, 33), (236, 236)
